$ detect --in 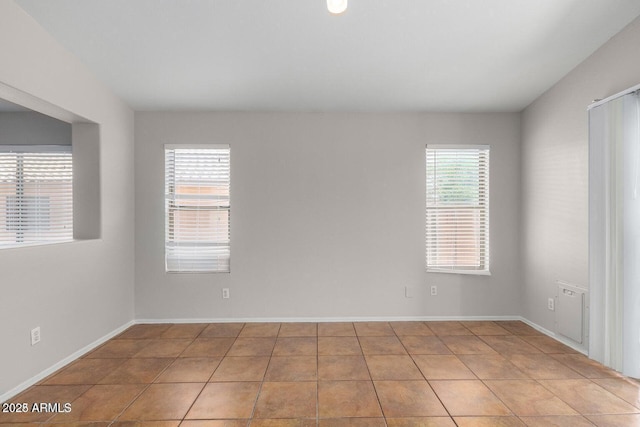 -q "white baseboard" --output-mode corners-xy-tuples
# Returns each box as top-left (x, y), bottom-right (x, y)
(135, 315), (523, 324)
(0, 320), (134, 404)
(519, 317), (588, 355)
